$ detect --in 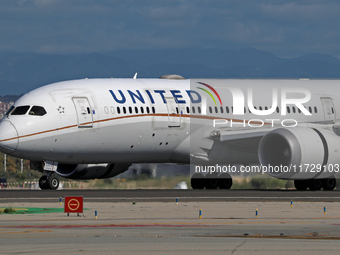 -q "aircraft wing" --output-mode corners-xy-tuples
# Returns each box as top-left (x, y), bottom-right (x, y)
(206, 126), (275, 152)
(217, 128), (272, 142)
